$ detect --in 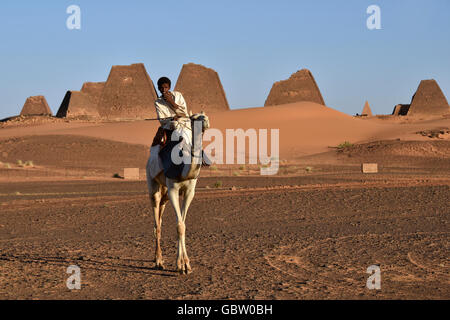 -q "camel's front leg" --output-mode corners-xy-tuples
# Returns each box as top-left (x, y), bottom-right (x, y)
(179, 180), (197, 274)
(167, 183), (187, 274)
